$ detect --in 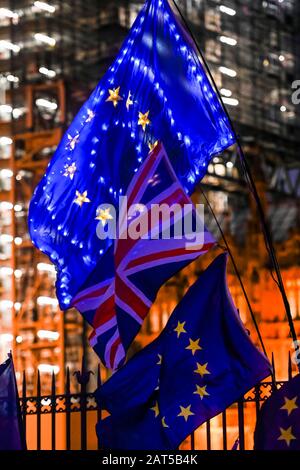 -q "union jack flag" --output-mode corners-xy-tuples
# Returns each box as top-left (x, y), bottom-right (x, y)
(71, 143), (215, 369)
